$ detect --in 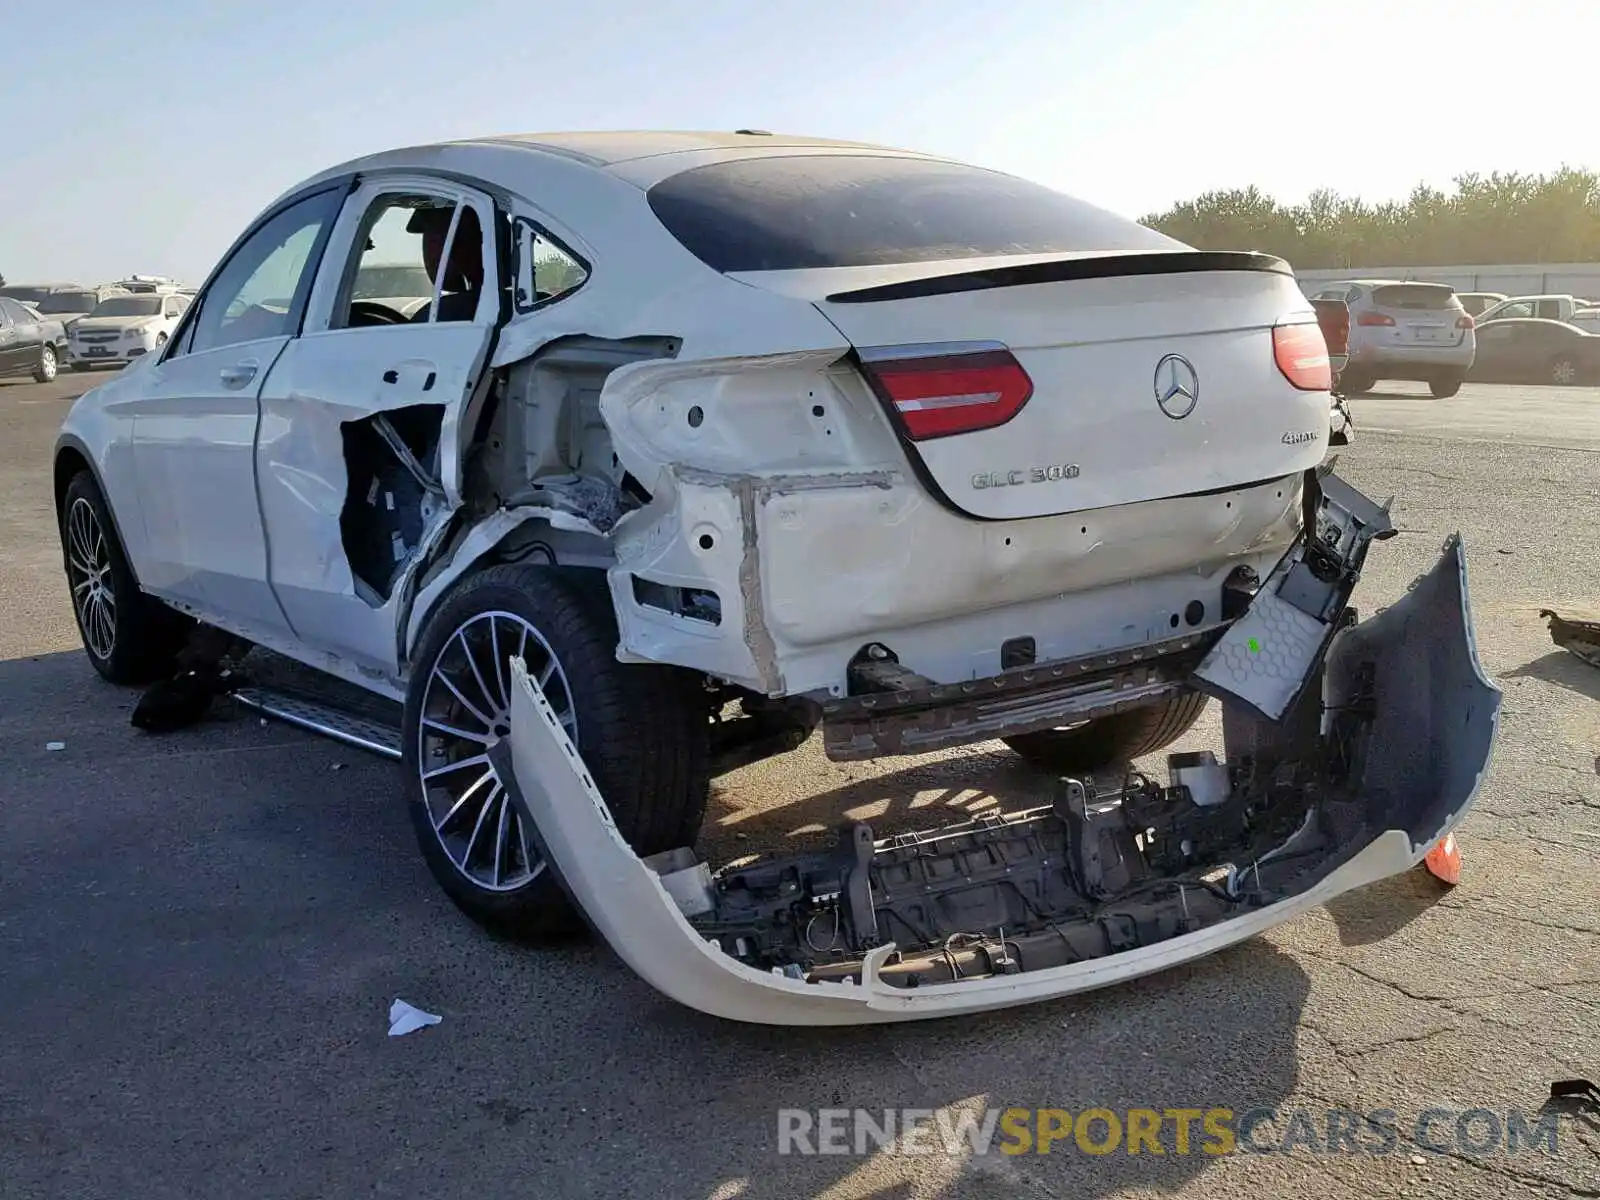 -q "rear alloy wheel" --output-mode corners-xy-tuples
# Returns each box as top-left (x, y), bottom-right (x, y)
(402, 564), (710, 941)
(418, 610), (568, 897)
(1429, 376), (1462, 399)
(33, 344), (57, 383)
(1003, 691), (1210, 775)
(1551, 356), (1578, 386)
(60, 471), (191, 683)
